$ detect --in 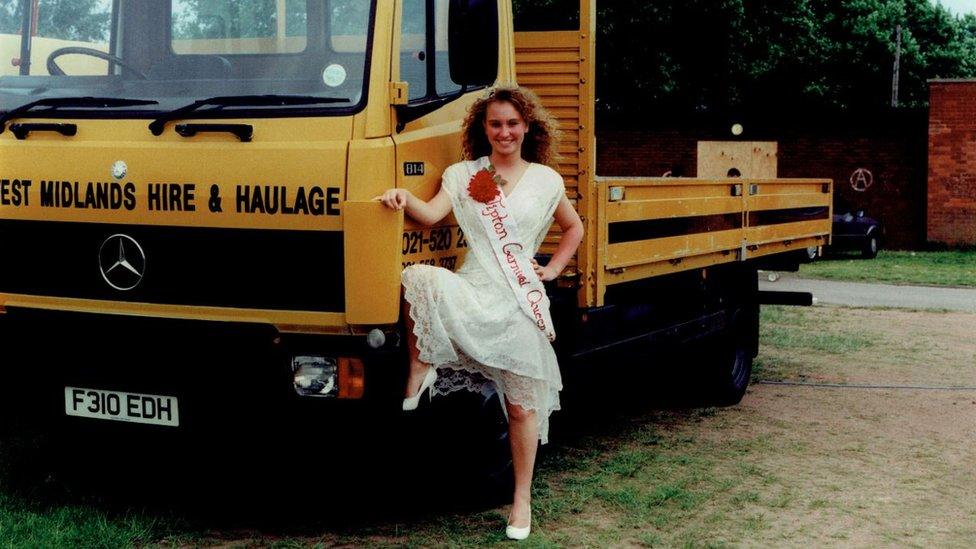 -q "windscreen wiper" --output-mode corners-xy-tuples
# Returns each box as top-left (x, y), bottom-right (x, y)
(148, 95), (350, 136)
(0, 97), (159, 134)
